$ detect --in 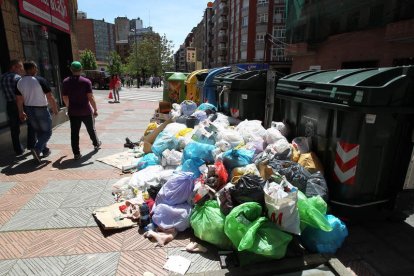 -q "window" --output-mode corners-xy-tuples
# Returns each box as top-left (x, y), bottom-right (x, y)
(242, 0), (249, 8)
(242, 16), (248, 27)
(274, 0), (285, 4)
(241, 34), (248, 45)
(255, 49), (264, 60)
(241, 50), (247, 60)
(258, 0), (268, 5)
(272, 46), (285, 61)
(274, 7), (286, 23)
(257, 13), (268, 24)
(273, 27), (285, 39)
(256, 33), (265, 43)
